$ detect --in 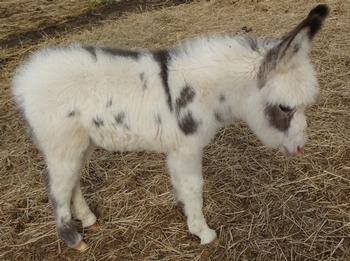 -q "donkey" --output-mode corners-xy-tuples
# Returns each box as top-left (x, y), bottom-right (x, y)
(12, 5), (329, 251)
